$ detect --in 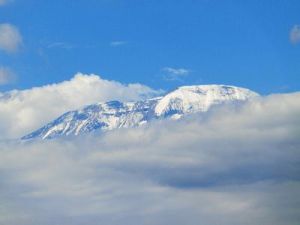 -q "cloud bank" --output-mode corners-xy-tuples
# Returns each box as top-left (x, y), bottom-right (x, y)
(0, 73), (161, 139)
(0, 23), (22, 53)
(0, 91), (299, 225)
